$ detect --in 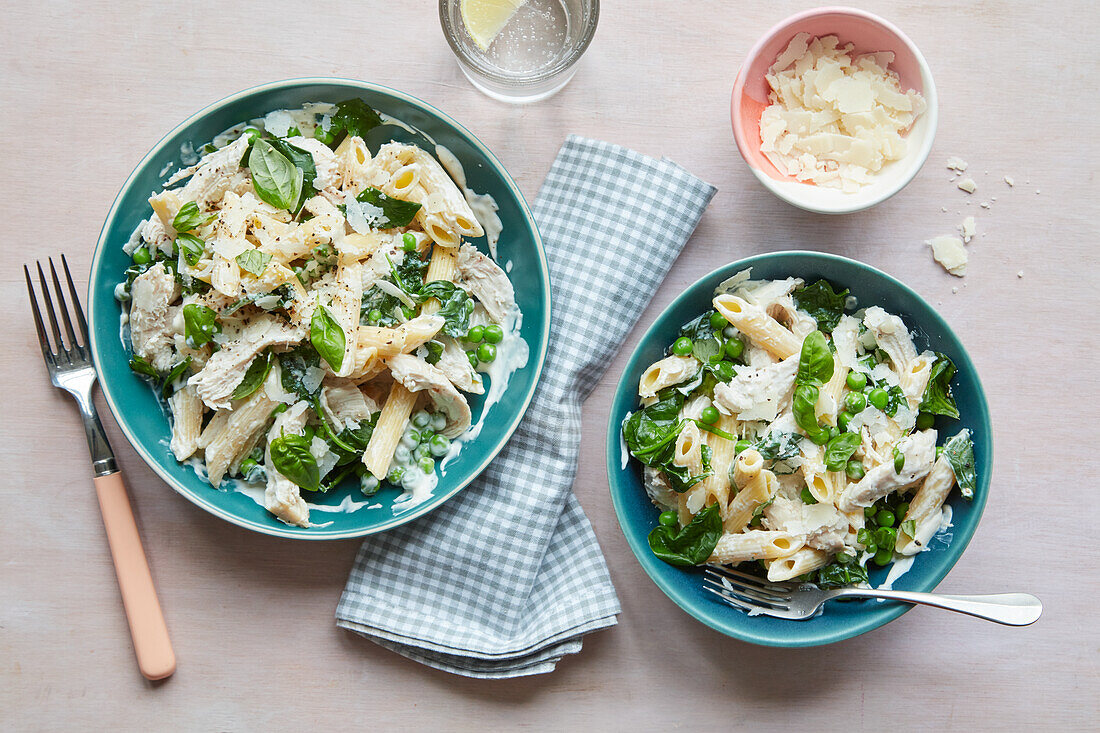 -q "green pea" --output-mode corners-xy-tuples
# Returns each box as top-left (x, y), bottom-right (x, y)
(856, 528), (873, 547)
(476, 342), (496, 363)
(387, 467), (405, 484)
(845, 391), (867, 414)
(239, 457), (258, 476)
(484, 324), (504, 344)
(895, 502), (910, 520)
(360, 473), (380, 496)
(671, 336), (693, 356)
(916, 412), (935, 430)
(700, 406), (719, 425)
(314, 125), (335, 144)
(864, 542), (878, 556)
(367, 308), (382, 324)
(873, 547), (893, 566)
(467, 350), (479, 368)
(846, 460), (865, 481)
(876, 510), (896, 528)
(835, 551), (854, 565)
(894, 450), (906, 474)
(936, 445), (945, 458)
(466, 325), (485, 343)
(864, 505), (877, 519)
(418, 456), (435, 474)
(428, 434), (450, 457)
(846, 371), (867, 390)
(709, 312), (727, 330)
(735, 439), (752, 455)
(658, 510), (678, 527)
(876, 526), (897, 549)
(412, 410), (432, 429)
(714, 360), (735, 382)
(868, 387), (889, 410)
(724, 337), (744, 360)
(414, 444), (431, 461)
(800, 487), (818, 505)
(131, 247), (152, 265)
(838, 411), (853, 432)
(243, 127), (261, 144)
(402, 232), (417, 252)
